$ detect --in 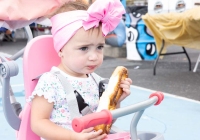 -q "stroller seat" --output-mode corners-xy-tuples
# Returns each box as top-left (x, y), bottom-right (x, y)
(17, 35), (60, 140)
